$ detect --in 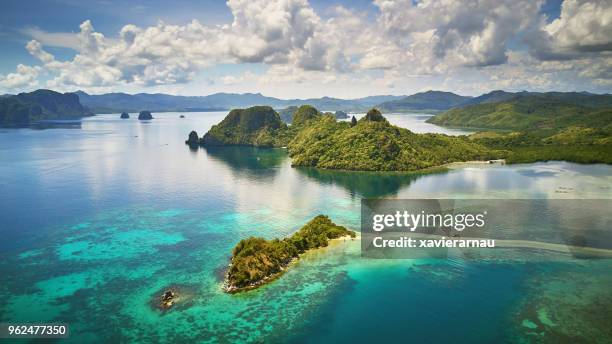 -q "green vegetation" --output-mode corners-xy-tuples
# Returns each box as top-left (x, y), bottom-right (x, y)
(428, 95), (612, 130)
(287, 109), (495, 171)
(224, 215), (355, 292)
(291, 105), (321, 127)
(0, 89), (91, 125)
(426, 93), (612, 165)
(192, 98), (612, 170)
(471, 127), (612, 164)
(200, 106), (291, 147)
